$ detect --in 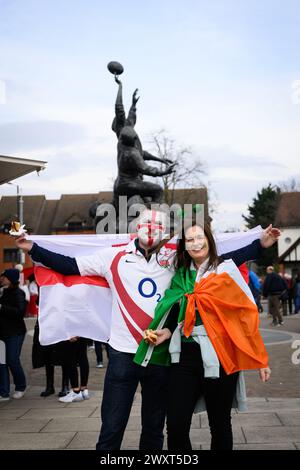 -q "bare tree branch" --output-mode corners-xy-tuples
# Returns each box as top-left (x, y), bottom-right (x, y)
(278, 177), (300, 192)
(147, 129), (206, 205)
